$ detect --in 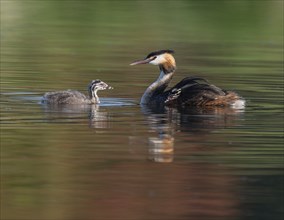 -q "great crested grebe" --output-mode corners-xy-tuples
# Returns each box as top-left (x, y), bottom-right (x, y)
(130, 49), (245, 108)
(41, 80), (112, 105)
